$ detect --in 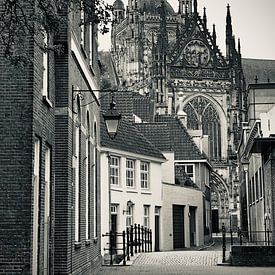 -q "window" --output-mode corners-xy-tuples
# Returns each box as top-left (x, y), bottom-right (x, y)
(252, 177), (255, 203)
(144, 205), (150, 228)
(85, 137), (90, 240)
(248, 179), (252, 204)
(126, 204), (133, 227)
(259, 167), (263, 198)
(255, 171), (259, 201)
(140, 162), (149, 189)
(126, 159), (135, 187)
(183, 96), (221, 160)
(175, 164), (194, 185)
(42, 31), (49, 98)
(44, 146), (51, 273)
(110, 156), (120, 185)
(32, 137), (41, 274)
(75, 125), (80, 242)
(93, 145), (98, 238)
